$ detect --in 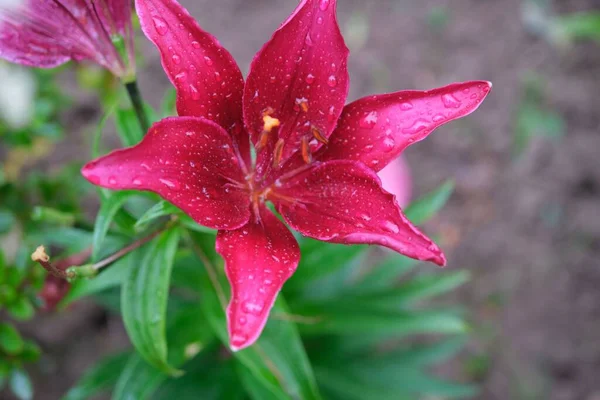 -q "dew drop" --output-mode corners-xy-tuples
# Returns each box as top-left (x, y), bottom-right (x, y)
(171, 54), (181, 64)
(189, 84), (200, 100)
(317, 16), (324, 25)
(132, 177), (142, 186)
(159, 178), (180, 190)
(359, 111), (378, 129)
(400, 102), (413, 111)
(441, 93), (462, 109)
(231, 332), (248, 346)
(402, 118), (430, 135)
(242, 300), (264, 315)
(382, 220), (400, 234)
(191, 41), (201, 49)
(214, 71), (222, 82)
(327, 75), (337, 87)
(141, 163), (152, 171)
(319, 0), (330, 11)
(305, 73), (315, 84)
(305, 32), (314, 46)
(238, 316), (247, 326)
(382, 137), (395, 152)
(360, 213), (372, 222)
(185, 130), (195, 137)
(203, 56), (213, 66)
(152, 17), (168, 35)
(108, 176), (117, 185)
(432, 114), (445, 122)
(175, 71), (187, 82)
